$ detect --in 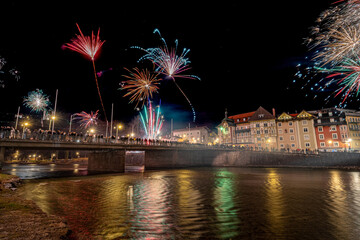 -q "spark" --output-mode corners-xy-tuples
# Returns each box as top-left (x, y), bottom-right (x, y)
(73, 110), (99, 129)
(139, 101), (164, 139)
(316, 57), (360, 102)
(63, 24), (107, 122)
(121, 67), (161, 107)
(133, 29), (199, 122)
(23, 89), (50, 113)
